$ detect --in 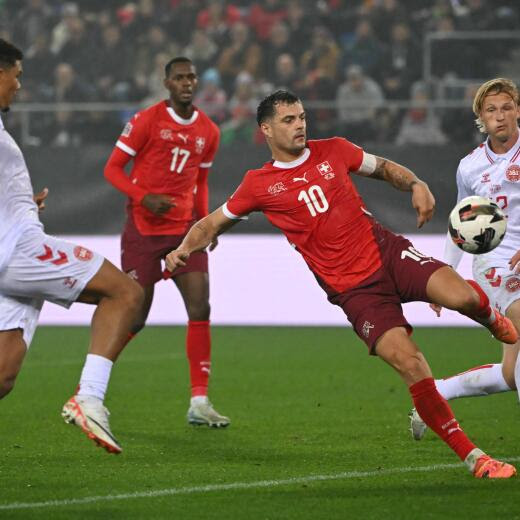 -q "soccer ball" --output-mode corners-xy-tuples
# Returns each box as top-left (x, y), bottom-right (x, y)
(448, 196), (506, 254)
